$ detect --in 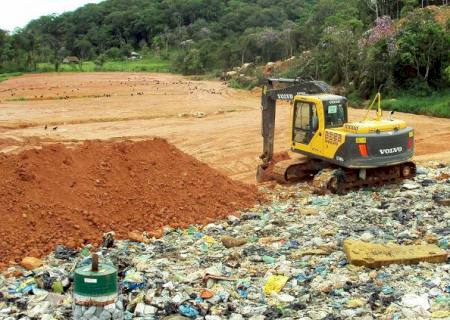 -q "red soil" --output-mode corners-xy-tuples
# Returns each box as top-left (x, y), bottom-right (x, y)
(0, 138), (261, 266)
